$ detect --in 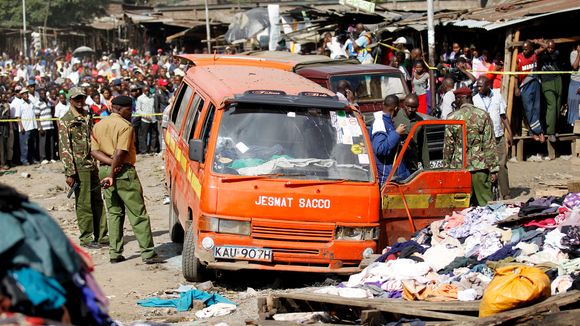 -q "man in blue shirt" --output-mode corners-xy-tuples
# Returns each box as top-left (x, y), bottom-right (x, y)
(371, 95), (409, 186)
